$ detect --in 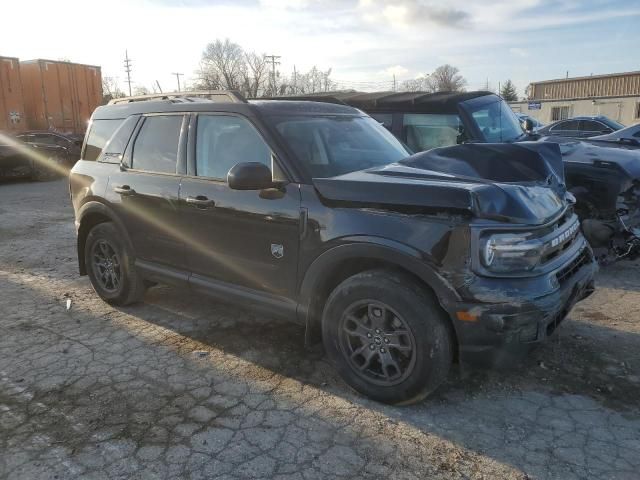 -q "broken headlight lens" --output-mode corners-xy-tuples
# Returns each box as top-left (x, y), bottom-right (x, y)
(481, 232), (544, 273)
